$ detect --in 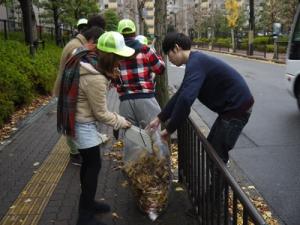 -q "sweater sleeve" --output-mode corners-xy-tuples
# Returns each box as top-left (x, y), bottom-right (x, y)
(165, 67), (207, 134)
(146, 47), (165, 75)
(84, 75), (127, 129)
